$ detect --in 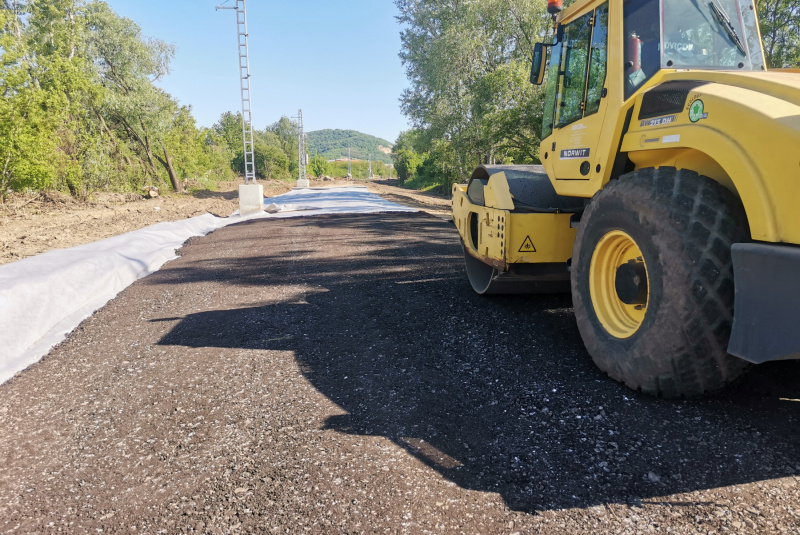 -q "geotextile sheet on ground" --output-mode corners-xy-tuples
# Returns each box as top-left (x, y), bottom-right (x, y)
(0, 186), (417, 384)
